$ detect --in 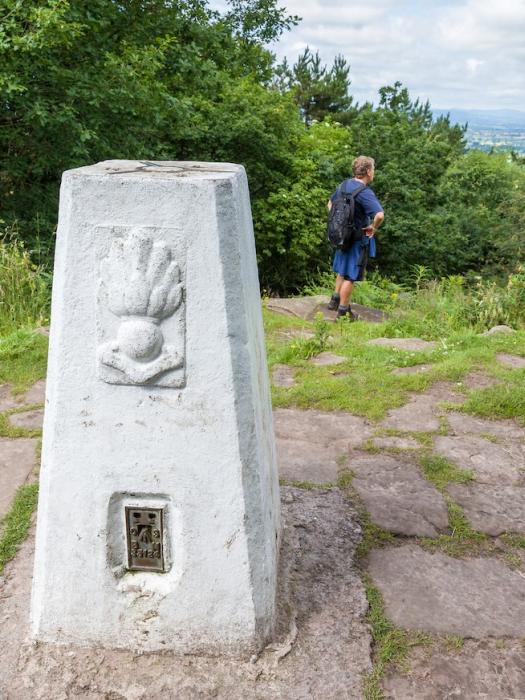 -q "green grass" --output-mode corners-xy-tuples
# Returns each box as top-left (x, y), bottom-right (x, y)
(501, 534), (525, 549)
(419, 499), (488, 558)
(416, 452), (488, 556)
(0, 414), (41, 439)
(0, 329), (48, 393)
(279, 478), (335, 490)
(419, 453), (474, 491)
(0, 405), (43, 438)
(0, 236), (50, 336)
(460, 382), (525, 423)
(0, 483), (39, 574)
(362, 573), (433, 700)
(265, 302), (525, 421)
